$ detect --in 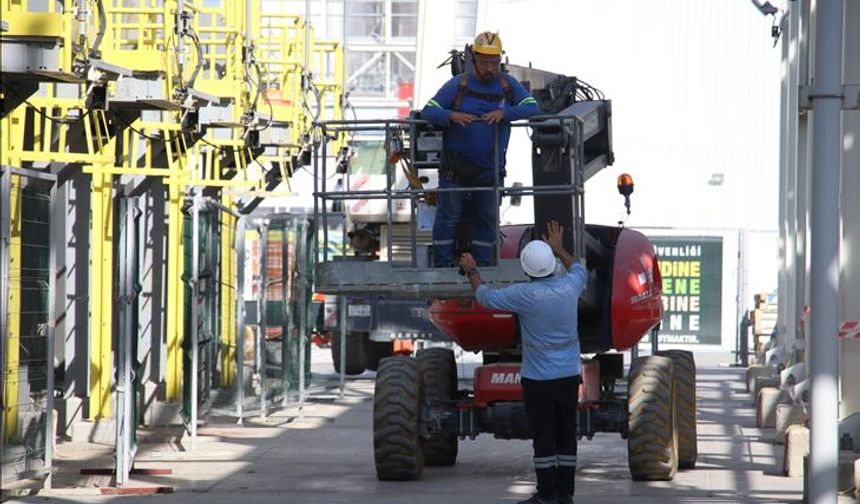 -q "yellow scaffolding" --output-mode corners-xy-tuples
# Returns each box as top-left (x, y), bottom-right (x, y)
(2, 0), (346, 420)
